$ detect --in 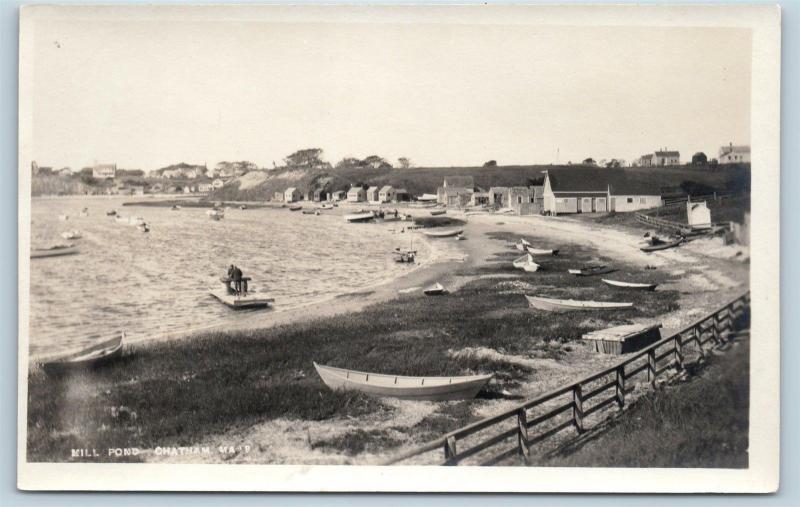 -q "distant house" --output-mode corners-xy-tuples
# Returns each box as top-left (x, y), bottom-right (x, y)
(313, 189), (328, 202)
(284, 187), (302, 203)
(393, 189), (411, 202)
(197, 183), (213, 193)
(488, 186), (541, 215)
(366, 186), (380, 203)
(273, 191), (284, 202)
(718, 143), (750, 164)
(378, 185), (395, 203)
(542, 167), (662, 215)
(150, 183), (164, 193)
(471, 191), (490, 206)
(653, 150), (680, 166)
(131, 186), (145, 196)
(347, 186), (366, 202)
(691, 152), (708, 166)
(582, 158), (597, 166)
(638, 154), (655, 167)
(437, 175), (476, 206)
(330, 190), (345, 202)
(92, 164), (117, 179)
